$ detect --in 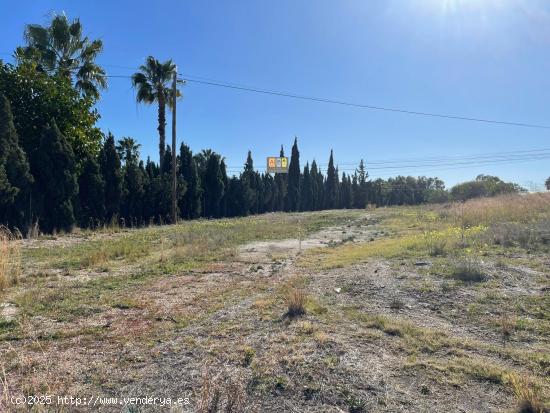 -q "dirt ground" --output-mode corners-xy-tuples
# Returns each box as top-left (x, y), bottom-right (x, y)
(0, 209), (548, 412)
